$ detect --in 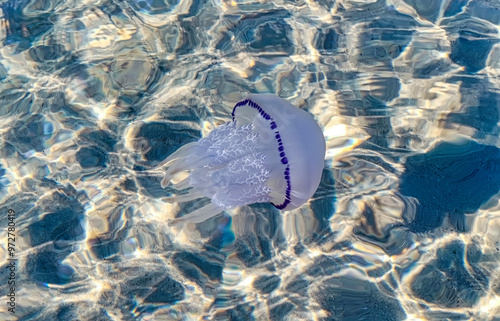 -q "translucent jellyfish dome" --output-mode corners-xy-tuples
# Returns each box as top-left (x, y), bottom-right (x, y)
(159, 94), (326, 225)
